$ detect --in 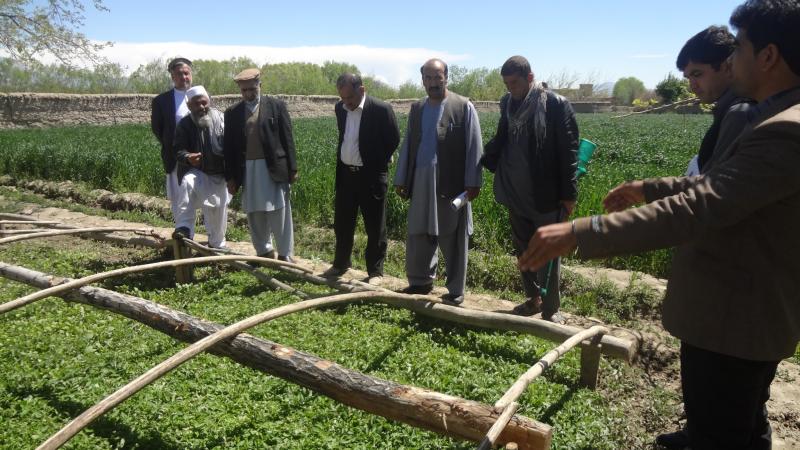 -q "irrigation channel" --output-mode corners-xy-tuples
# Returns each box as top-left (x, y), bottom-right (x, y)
(0, 214), (638, 450)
